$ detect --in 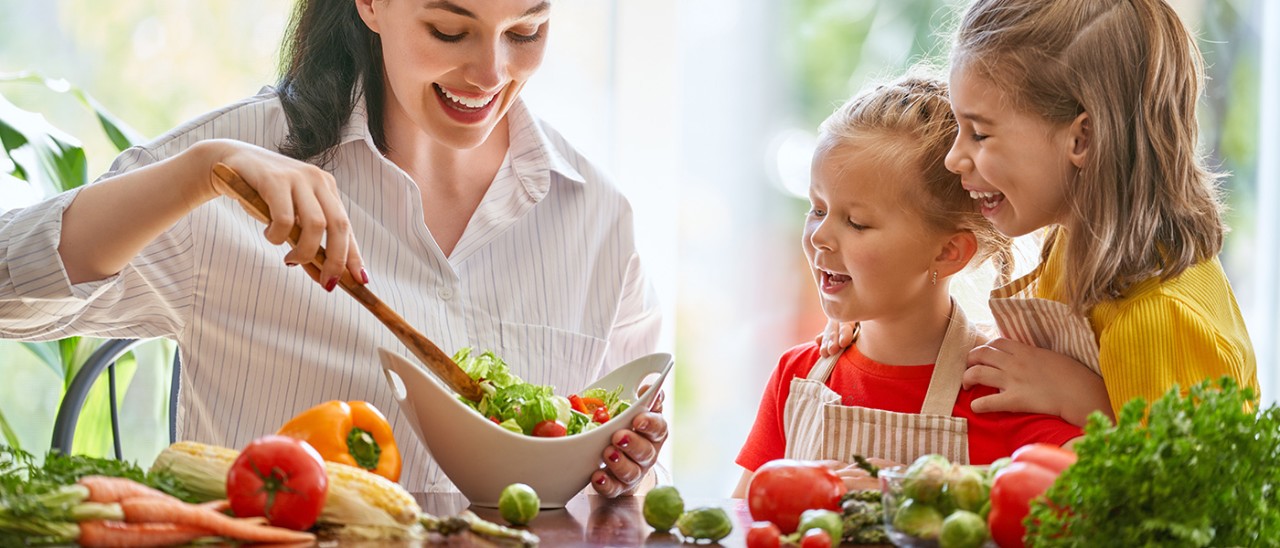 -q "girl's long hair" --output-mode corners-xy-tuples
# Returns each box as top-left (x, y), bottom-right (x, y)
(276, 0), (388, 164)
(820, 73), (1015, 285)
(952, 0), (1225, 312)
